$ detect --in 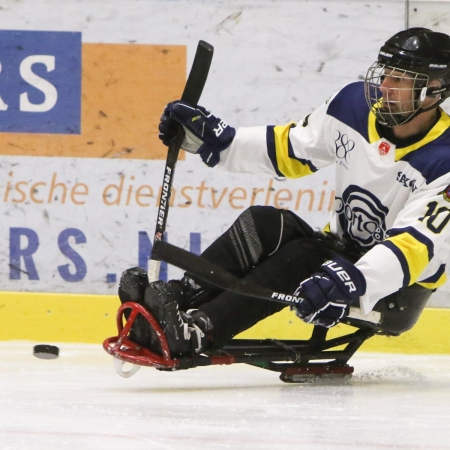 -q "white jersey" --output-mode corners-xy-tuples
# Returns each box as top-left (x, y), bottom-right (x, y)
(218, 81), (450, 314)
